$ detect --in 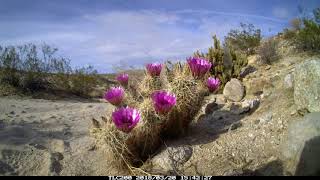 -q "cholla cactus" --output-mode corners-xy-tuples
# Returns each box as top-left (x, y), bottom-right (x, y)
(194, 35), (248, 90)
